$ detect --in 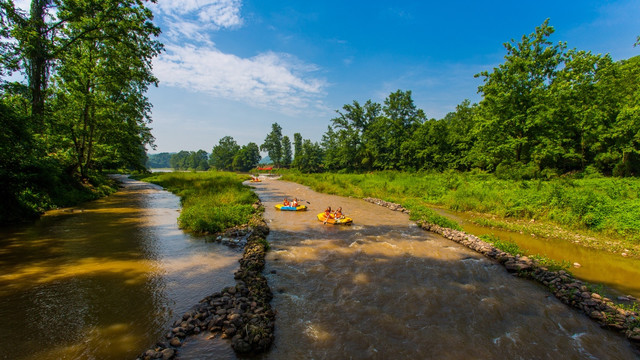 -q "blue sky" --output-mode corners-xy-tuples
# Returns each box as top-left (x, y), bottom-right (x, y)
(33, 0), (640, 154)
